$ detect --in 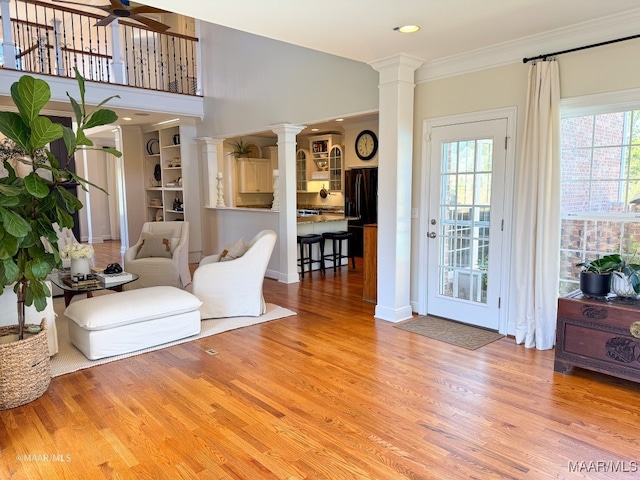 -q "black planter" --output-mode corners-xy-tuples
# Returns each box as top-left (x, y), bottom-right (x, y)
(580, 271), (611, 297)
